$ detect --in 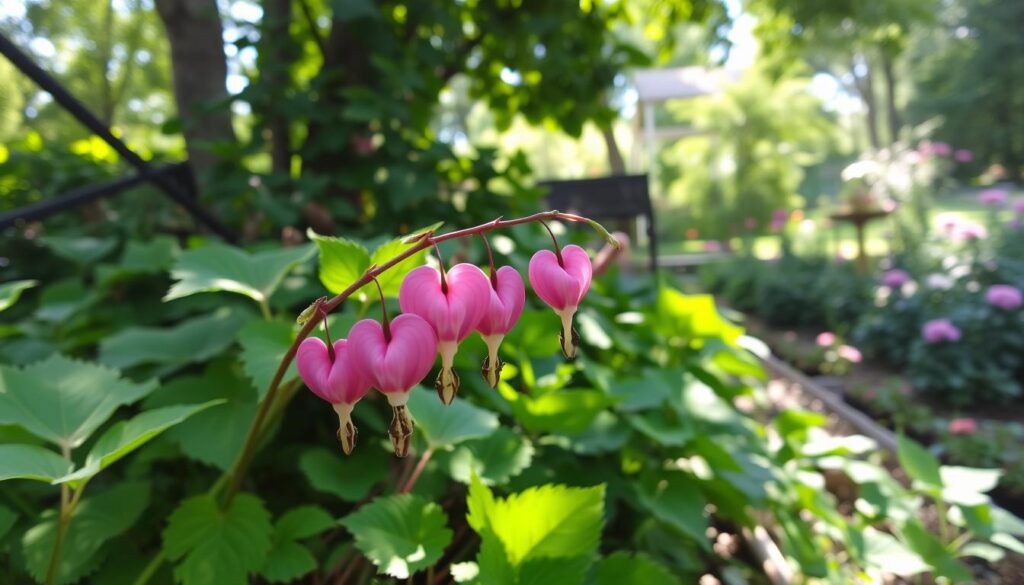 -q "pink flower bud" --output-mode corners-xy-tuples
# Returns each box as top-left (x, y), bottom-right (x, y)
(348, 314), (438, 456)
(475, 266), (525, 388)
(528, 245), (592, 358)
(948, 418), (977, 435)
(296, 338), (372, 455)
(399, 263), (490, 405)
